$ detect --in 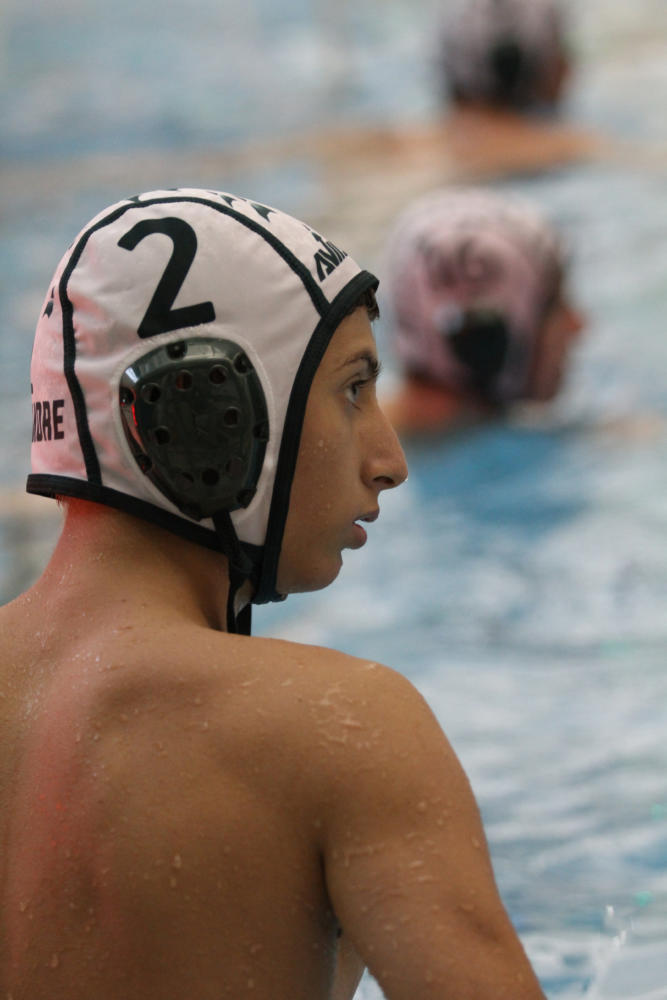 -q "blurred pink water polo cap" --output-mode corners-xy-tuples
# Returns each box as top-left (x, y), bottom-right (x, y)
(384, 187), (564, 403)
(437, 0), (566, 108)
